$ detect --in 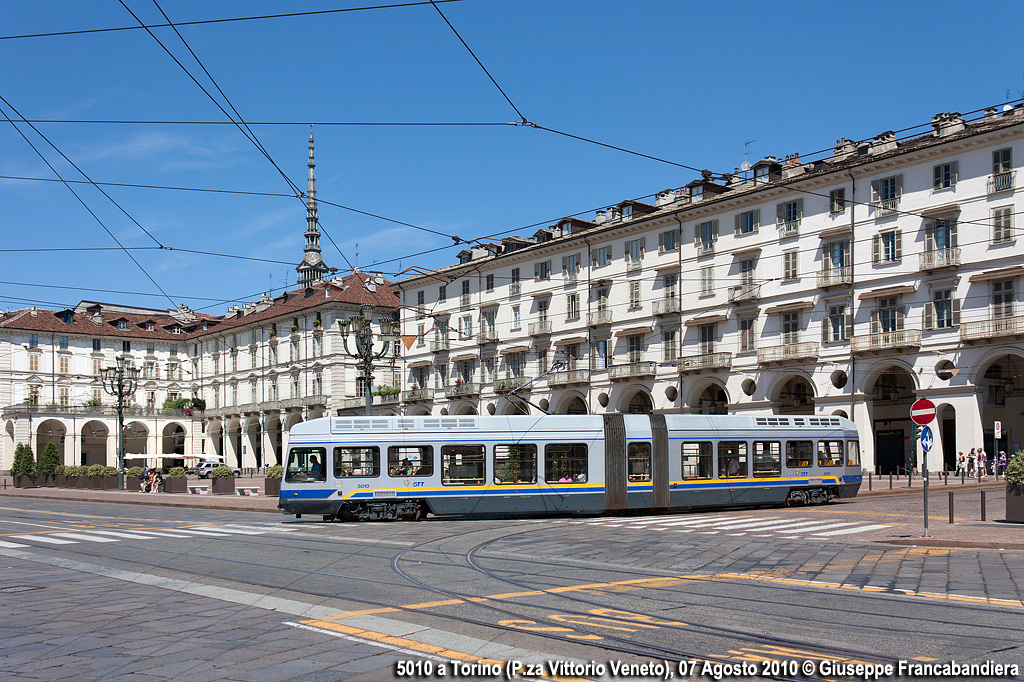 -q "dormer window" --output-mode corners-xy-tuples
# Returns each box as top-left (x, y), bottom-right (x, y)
(171, 324), (181, 334)
(59, 311), (73, 323)
(117, 320), (128, 331)
(754, 167), (770, 184)
(691, 186), (703, 202)
(621, 205), (633, 220)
